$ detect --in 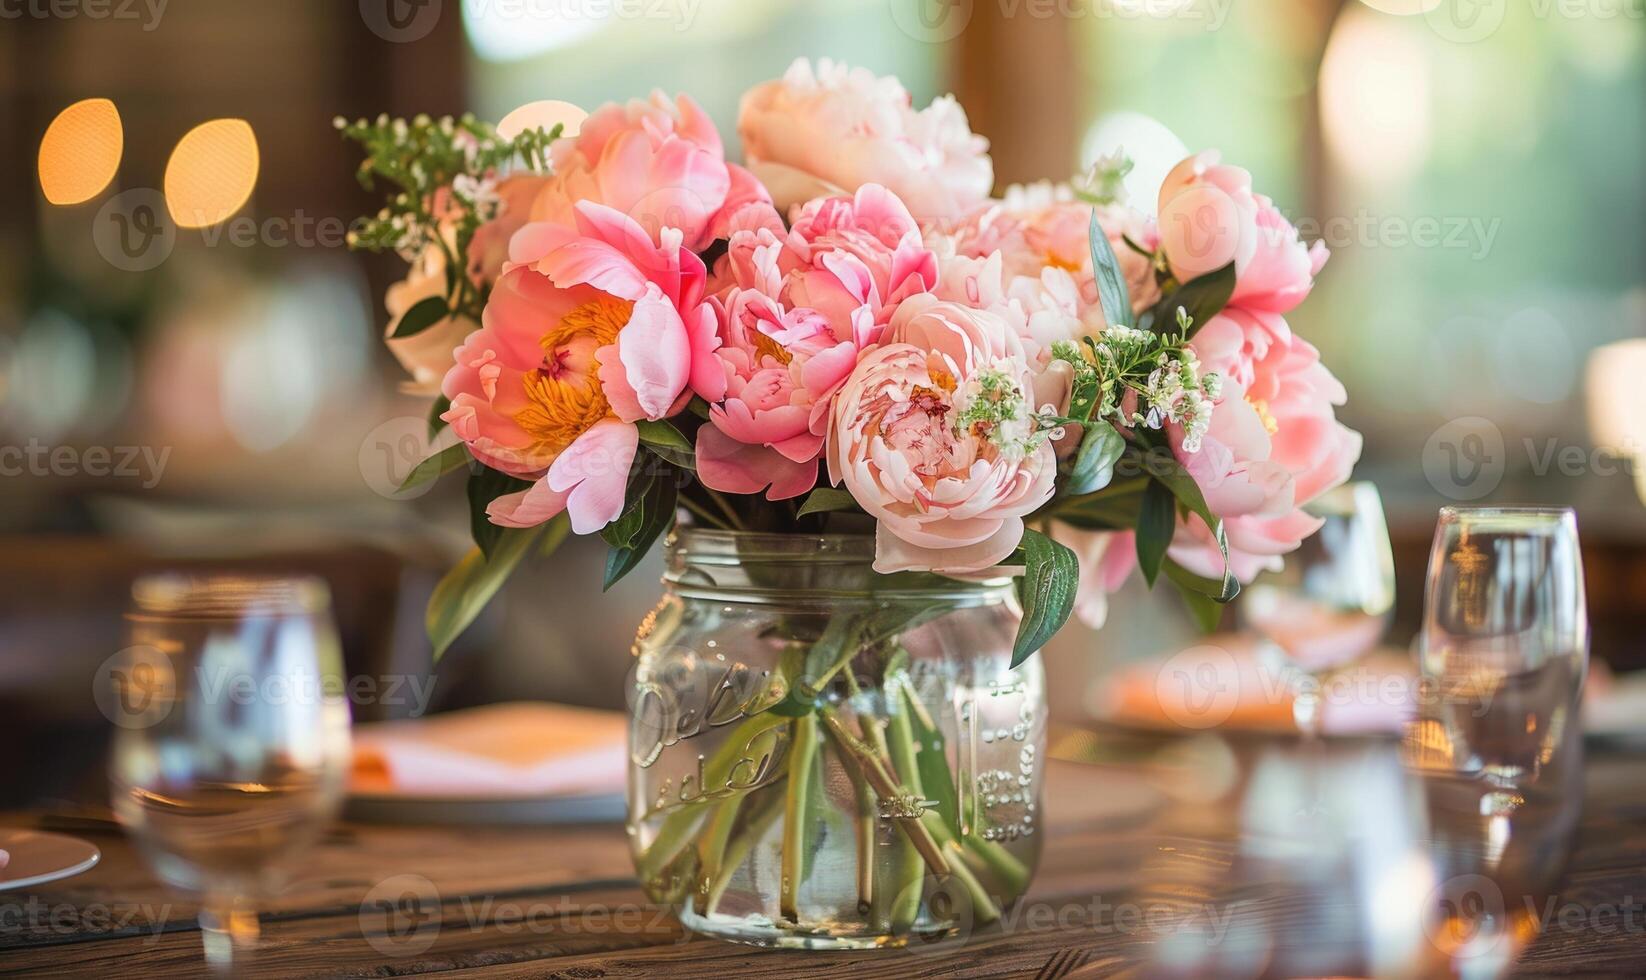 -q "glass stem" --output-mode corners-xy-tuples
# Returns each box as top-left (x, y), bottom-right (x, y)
(198, 896), (258, 973)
